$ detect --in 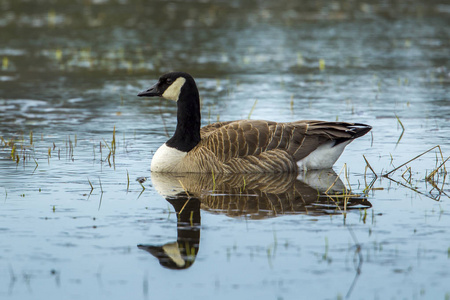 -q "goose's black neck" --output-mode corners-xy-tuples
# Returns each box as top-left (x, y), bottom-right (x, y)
(166, 82), (201, 152)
